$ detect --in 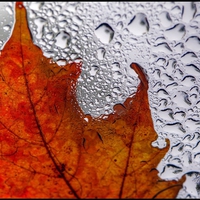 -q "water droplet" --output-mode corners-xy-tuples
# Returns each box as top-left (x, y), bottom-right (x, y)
(161, 73), (174, 85)
(172, 91), (192, 109)
(96, 47), (106, 60)
(181, 2), (197, 23)
(185, 118), (200, 131)
(94, 23), (115, 44)
(184, 64), (200, 76)
(159, 11), (172, 28)
(185, 36), (200, 51)
(113, 71), (123, 79)
(6, 5), (13, 15)
(46, 32), (54, 40)
(55, 31), (71, 49)
(111, 62), (120, 71)
(127, 13), (149, 36)
(181, 52), (197, 64)
(164, 23), (186, 41)
(153, 42), (172, 54)
(72, 15), (83, 25)
(181, 75), (196, 87)
(3, 25), (11, 31)
(173, 111), (186, 121)
(56, 59), (67, 66)
(116, 21), (123, 30)
(34, 17), (47, 39)
(163, 122), (186, 135)
(89, 65), (99, 76)
(174, 42), (184, 53)
(158, 108), (174, 121)
(29, 2), (44, 11)
(171, 5), (181, 15)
